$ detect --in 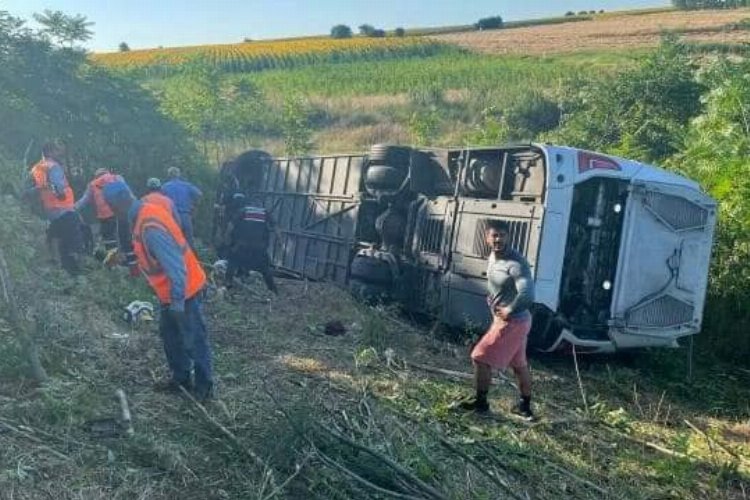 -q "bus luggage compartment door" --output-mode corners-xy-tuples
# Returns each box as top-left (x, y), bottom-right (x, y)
(260, 155), (366, 285)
